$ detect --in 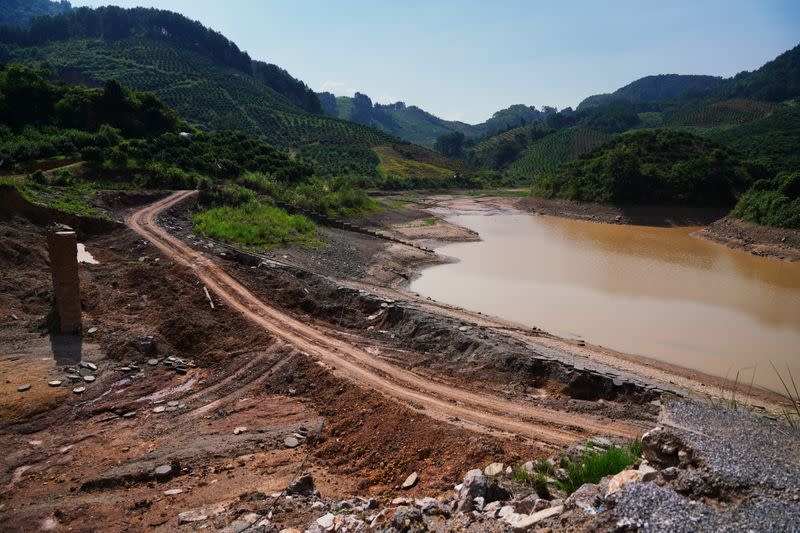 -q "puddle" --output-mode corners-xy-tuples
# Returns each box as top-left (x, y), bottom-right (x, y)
(77, 243), (99, 264)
